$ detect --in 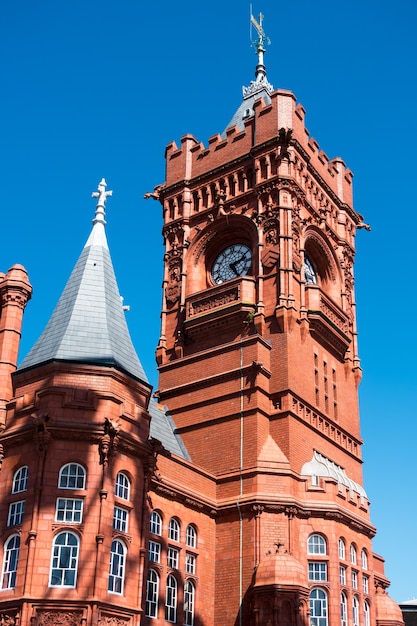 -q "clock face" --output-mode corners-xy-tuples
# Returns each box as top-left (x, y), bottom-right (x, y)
(211, 244), (252, 284)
